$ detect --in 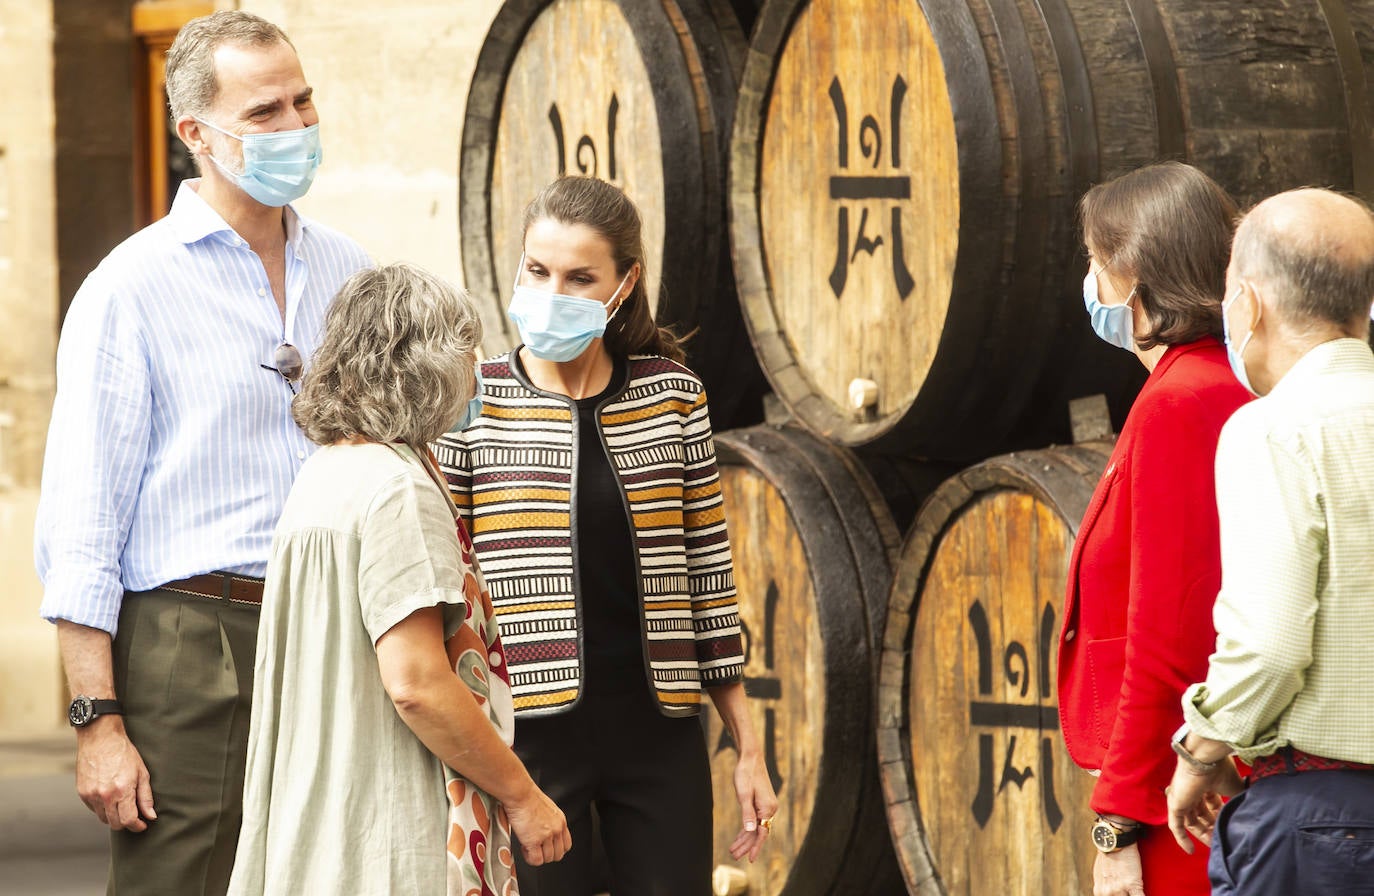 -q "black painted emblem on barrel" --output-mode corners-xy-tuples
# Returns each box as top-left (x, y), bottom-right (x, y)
(828, 75), (914, 301)
(967, 600), (1064, 832)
